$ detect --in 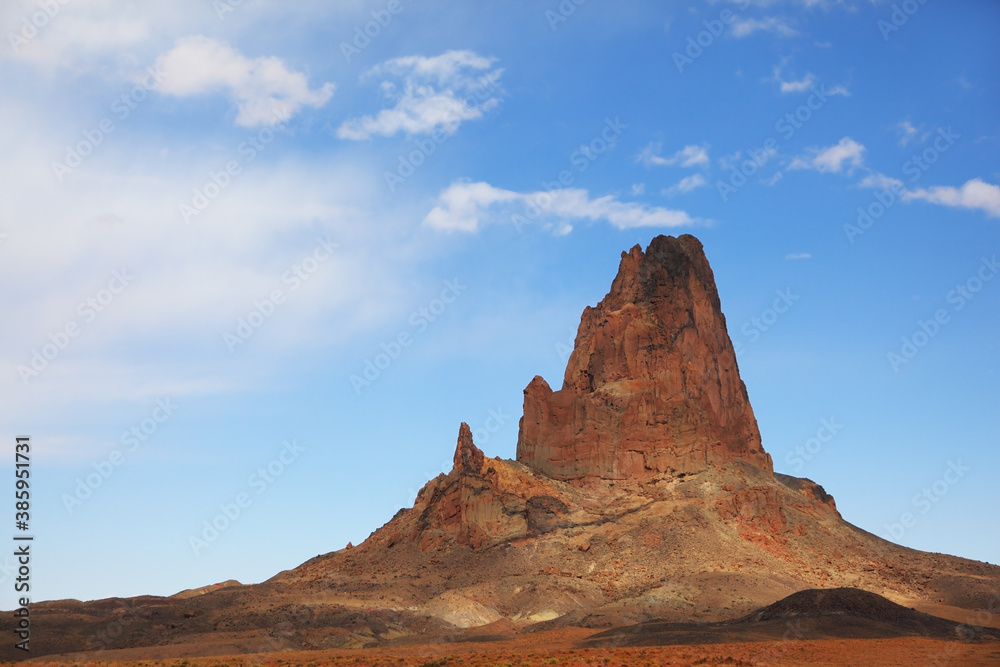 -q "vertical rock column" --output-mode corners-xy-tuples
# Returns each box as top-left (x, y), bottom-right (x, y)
(516, 234), (772, 480)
